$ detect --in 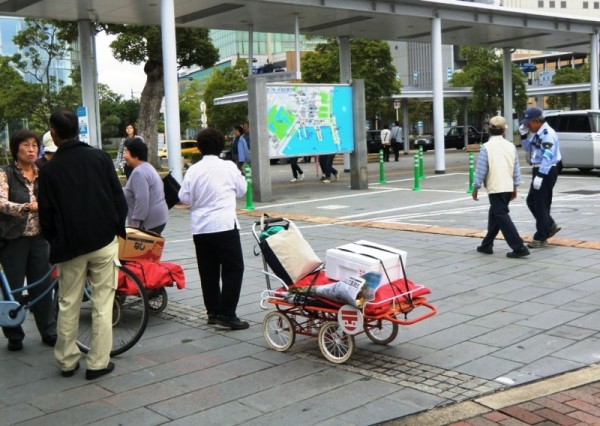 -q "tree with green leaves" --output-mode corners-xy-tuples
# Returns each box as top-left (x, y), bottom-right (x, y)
(101, 24), (219, 167)
(179, 79), (203, 135)
(546, 64), (590, 110)
(0, 57), (39, 131)
(8, 18), (81, 132)
(450, 46), (527, 127)
(201, 58), (249, 133)
(301, 38), (401, 127)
